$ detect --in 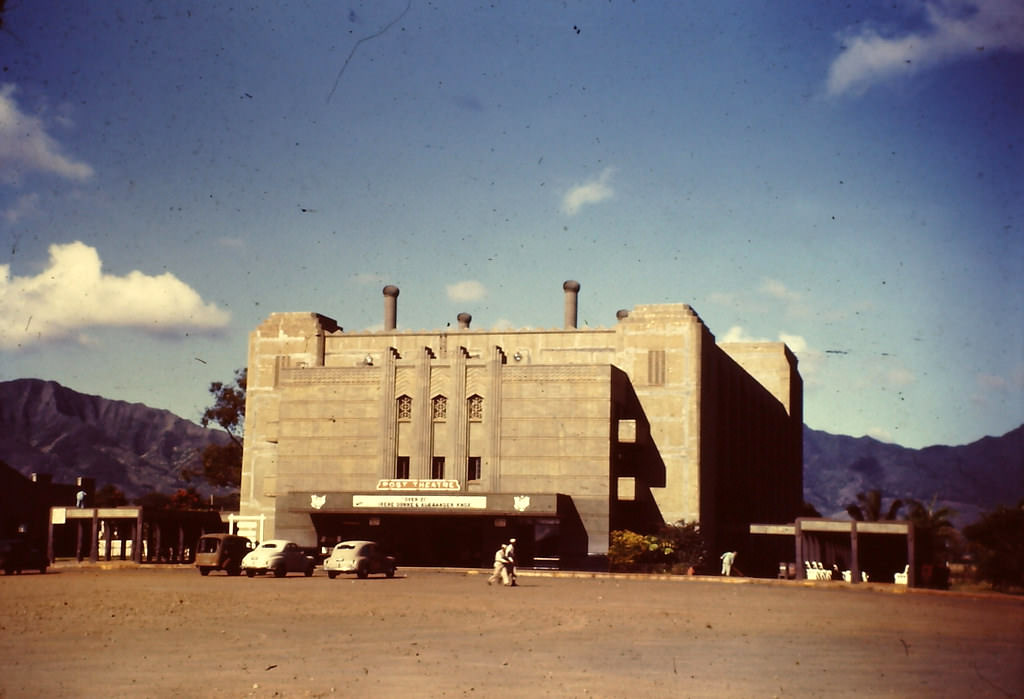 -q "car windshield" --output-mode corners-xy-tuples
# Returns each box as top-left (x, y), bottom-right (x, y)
(336, 544), (355, 551)
(198, 539), (219, 553)
(261, 543), (278, 549)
